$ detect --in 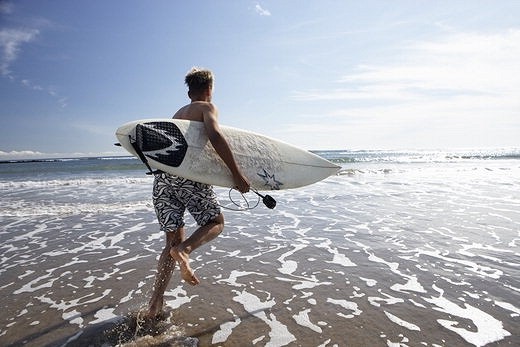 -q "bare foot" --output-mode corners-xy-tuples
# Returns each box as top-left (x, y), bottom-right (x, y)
(170, 246), (200, 285)
(145, 298), (164, 319)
